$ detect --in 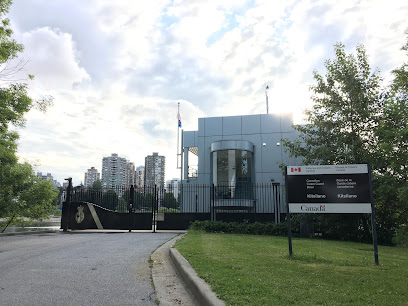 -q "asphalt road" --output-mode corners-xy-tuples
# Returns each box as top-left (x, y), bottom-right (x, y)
(0, 231), (177, 306)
